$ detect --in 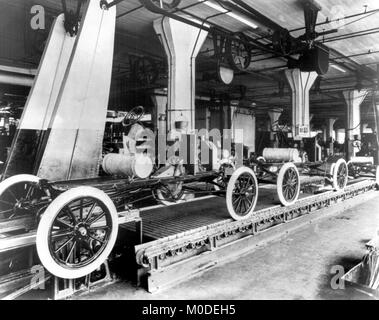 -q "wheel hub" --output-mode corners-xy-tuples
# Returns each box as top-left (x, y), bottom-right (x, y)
(74, 224), (88, 238)
(78, 226), (87, 237)
(240, 188), (250, 196)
